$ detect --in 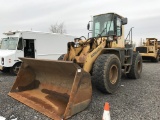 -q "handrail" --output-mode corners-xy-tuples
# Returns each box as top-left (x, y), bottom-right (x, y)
(125, 27), (134, 45)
